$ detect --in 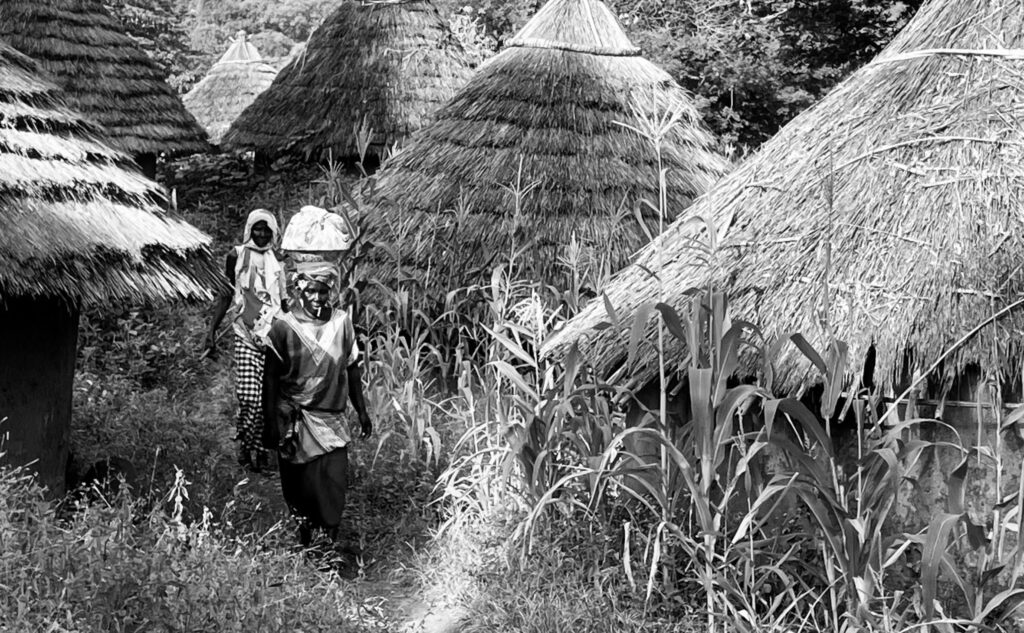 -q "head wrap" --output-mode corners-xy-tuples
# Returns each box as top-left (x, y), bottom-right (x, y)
(292, 261), (342, 310)
(242, 208), (280, 252)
